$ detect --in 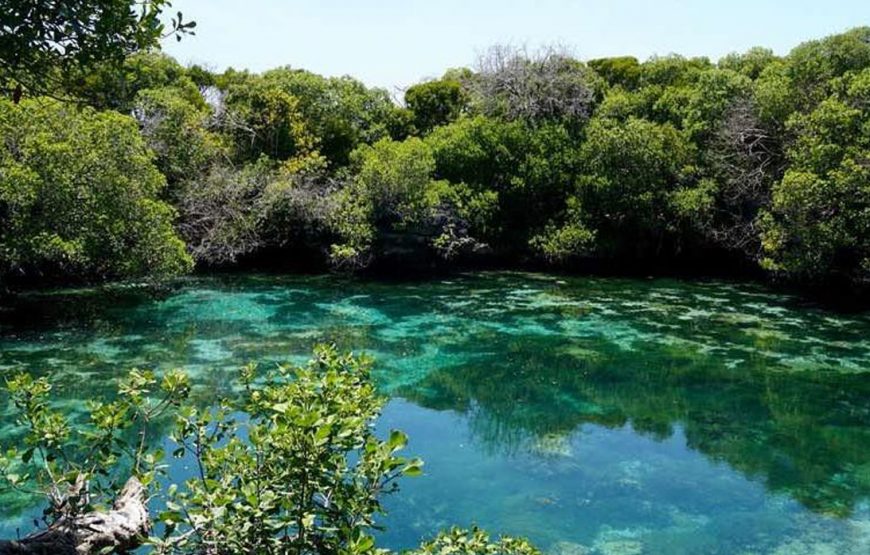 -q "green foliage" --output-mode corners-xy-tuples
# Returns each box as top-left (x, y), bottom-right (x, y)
(0, 346), (543, 554)
(351, 138), (438, 225)
(527, 113), (699, 263)
(753, 60), (795, 127)
(327, 137), (497, 267)
(0, 1), (195, 101)
(330, 138), (439, 267)
(677, 69), (753, 142)
(5, 25), (870, 288)
(153, 345), (423, 555)
(0, 366), (189, 525)
(69, 51), (206, 111)
(425, 116), (525, 190)
(405, 78), (468, 134)
(529, 197), (596, 263)
(186, 64), (215, 91)
(593, 87), (652, 121)
(668, 178), (717, 227)
(786, 27), (870, 105)
(588, 56), (642, 89)
(754, 27), (870, 125)
(425, 116), (581, 249)
(427, 181), (499, 257)
(719, 47), (779, 80)
(760, 68), (870, 283)
(409, 528), (541, 555)
(0, 98), (192, 285)
(134, 86), (225, 188)
(640, 55), (713, 88)
(221, 76), (321, 165)
(258, 68), (400, 166)
(575, 117), (693, 256)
